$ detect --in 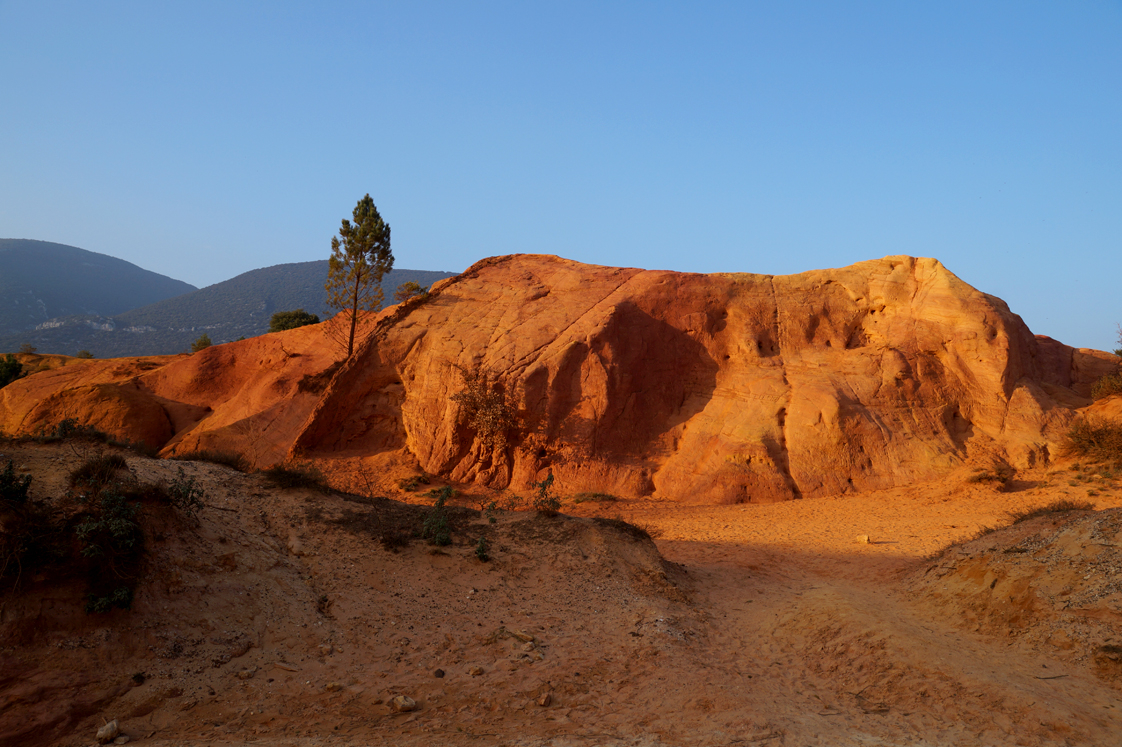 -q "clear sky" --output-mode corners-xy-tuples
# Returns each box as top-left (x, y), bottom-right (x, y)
(1, 1), (1119, 349)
